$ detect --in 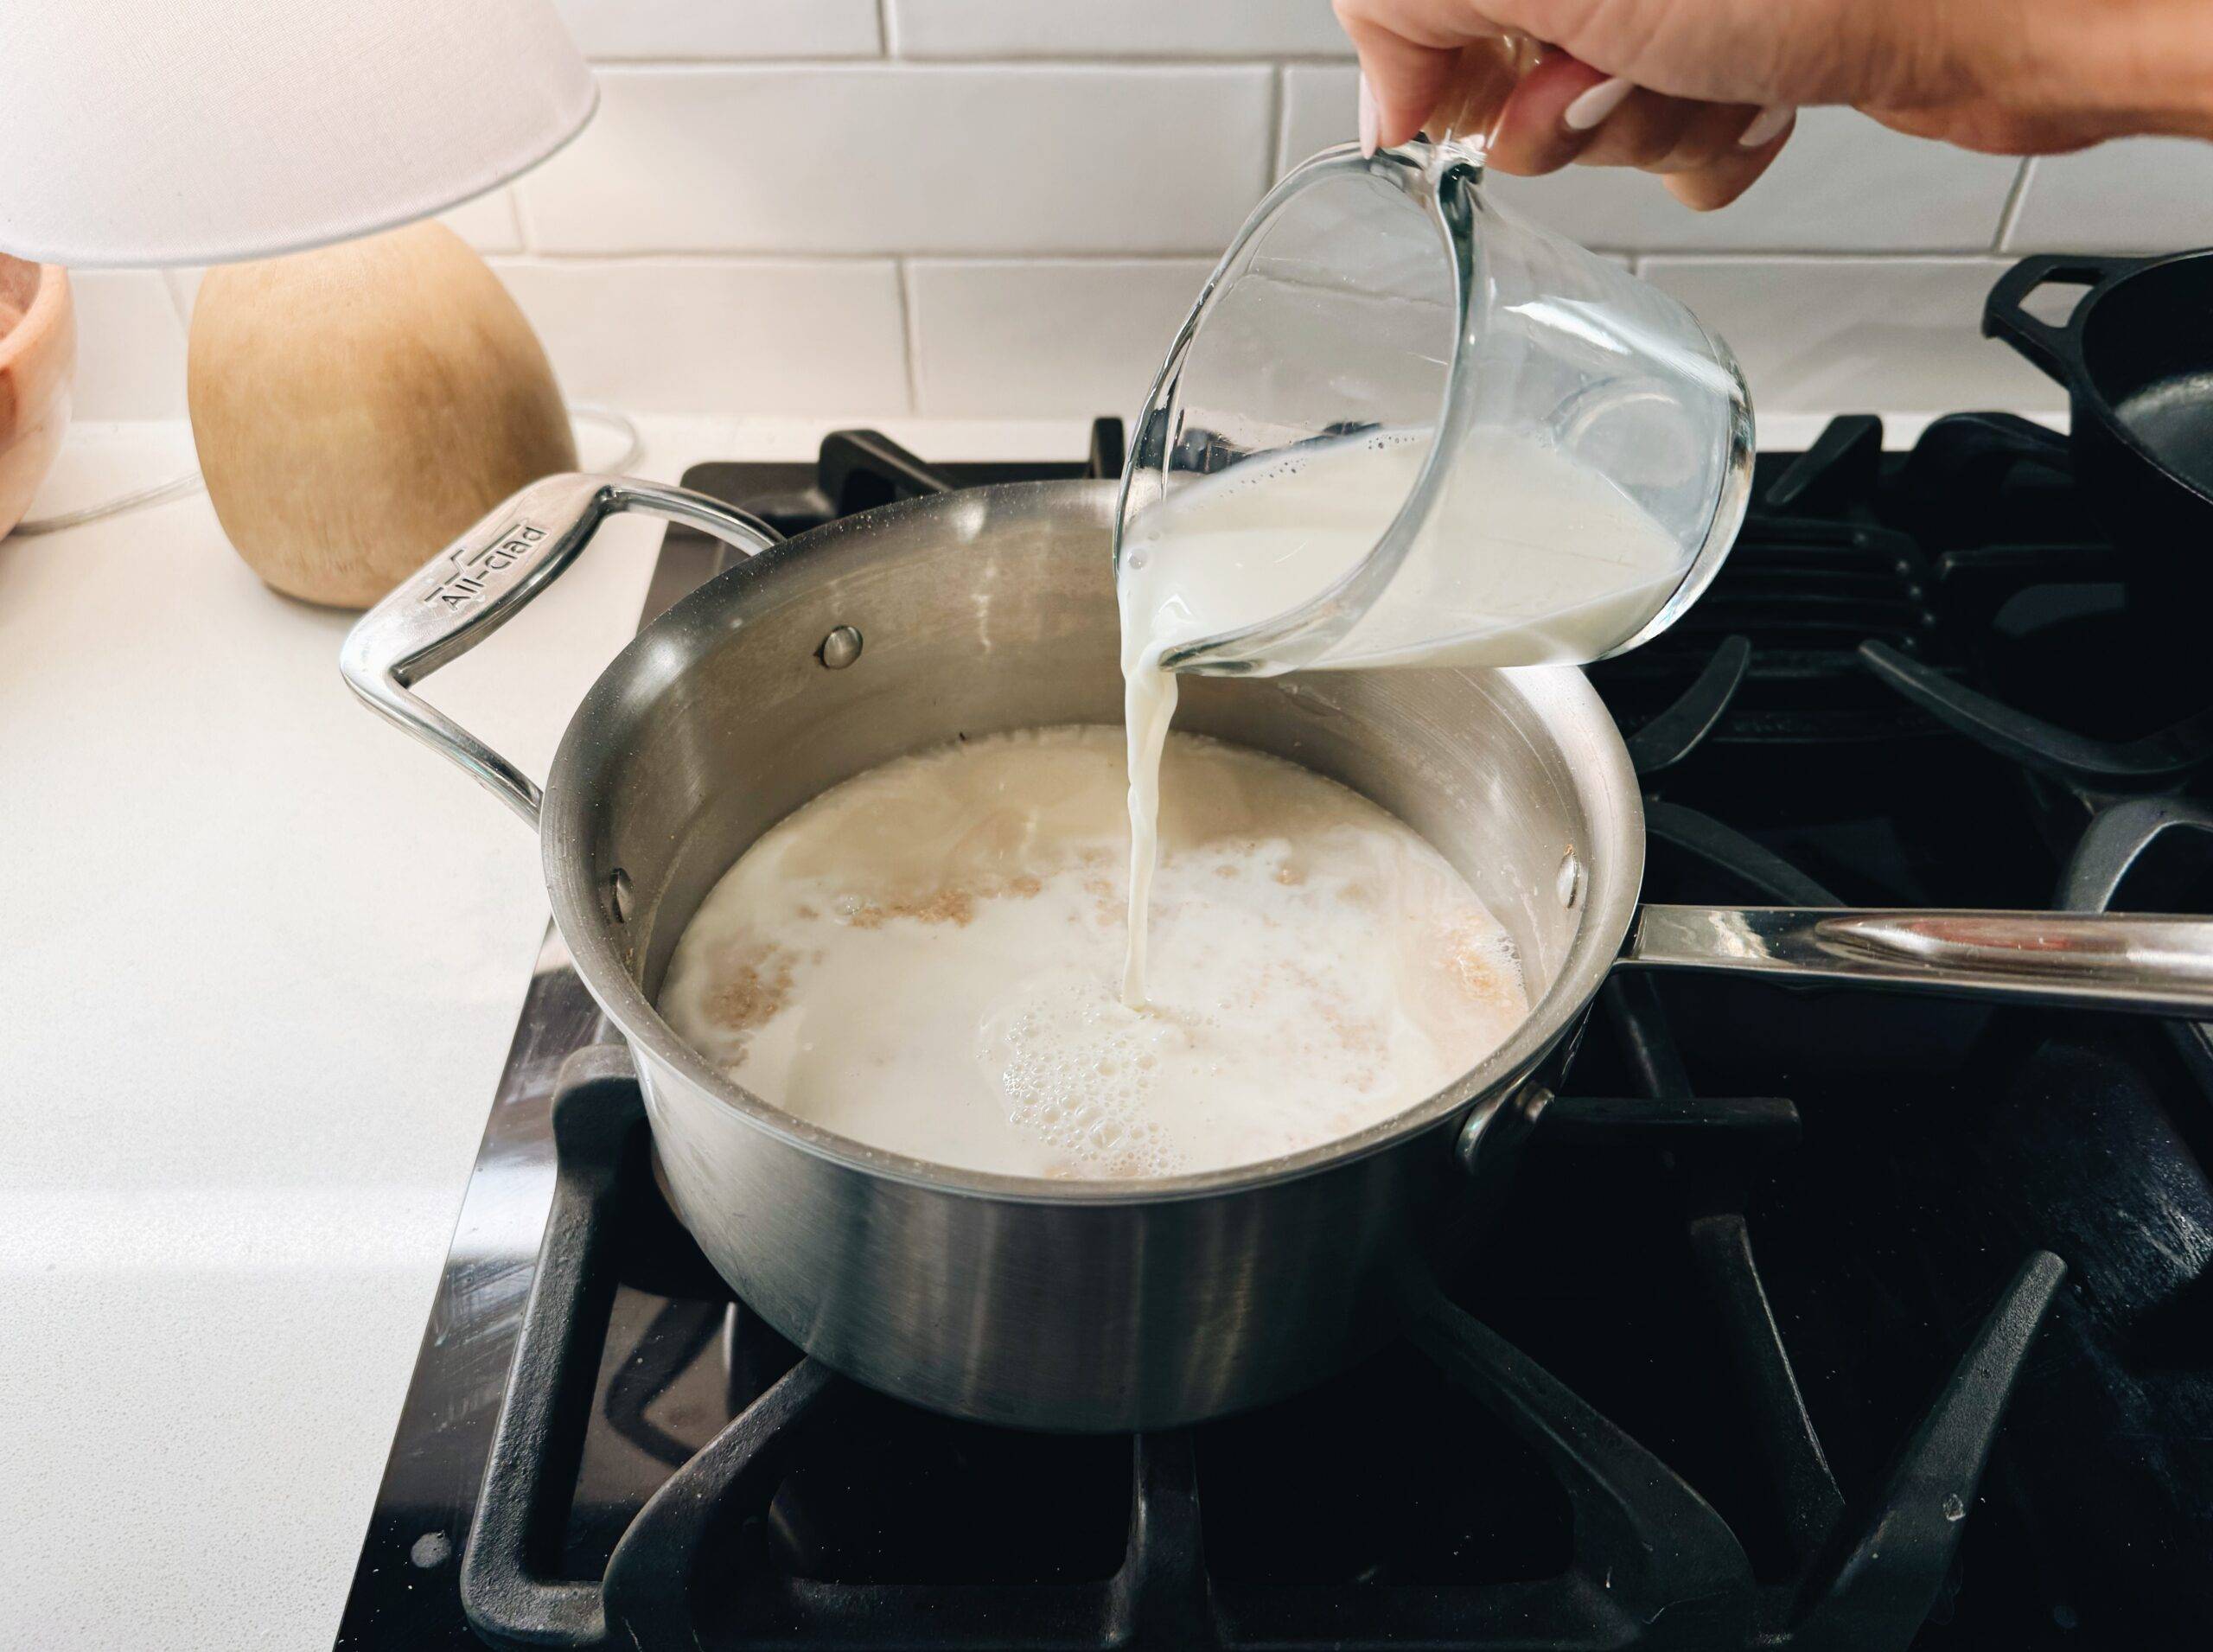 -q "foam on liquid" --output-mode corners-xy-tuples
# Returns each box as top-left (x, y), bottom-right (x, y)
(658, 727), (1527, 1180)
(1118, 429), (1684, 1003)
